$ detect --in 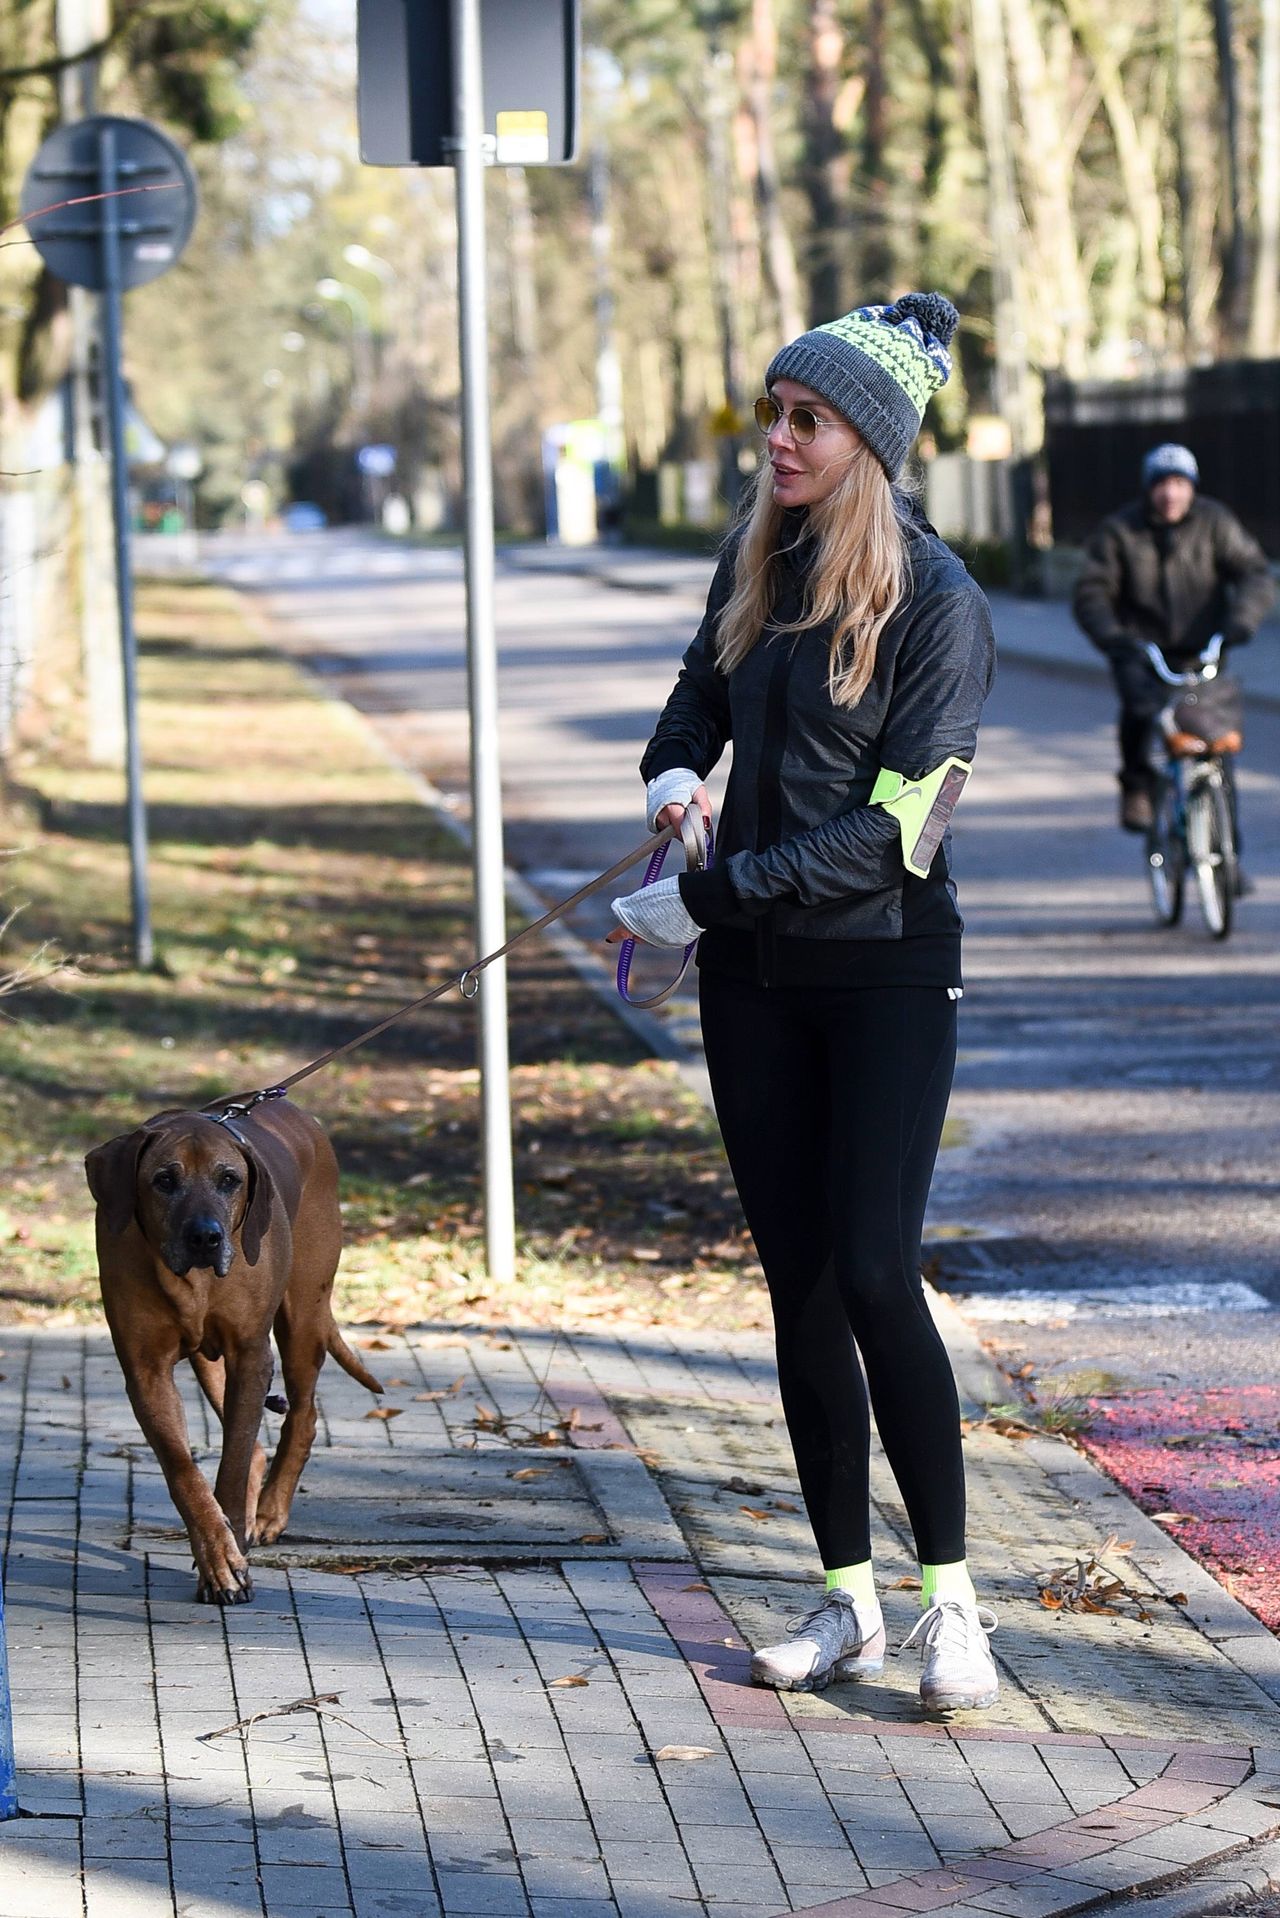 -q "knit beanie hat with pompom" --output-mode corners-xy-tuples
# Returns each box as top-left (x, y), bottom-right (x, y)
(765, 291), (959, 481)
